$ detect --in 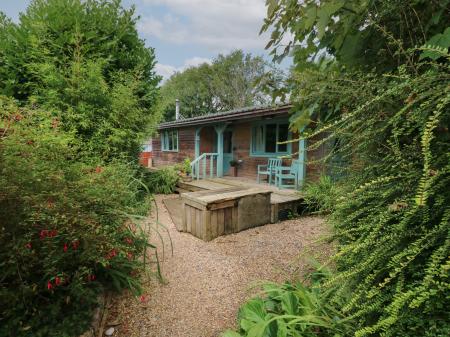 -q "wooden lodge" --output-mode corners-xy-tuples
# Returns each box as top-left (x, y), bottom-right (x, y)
(151, 104), (327, 187)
